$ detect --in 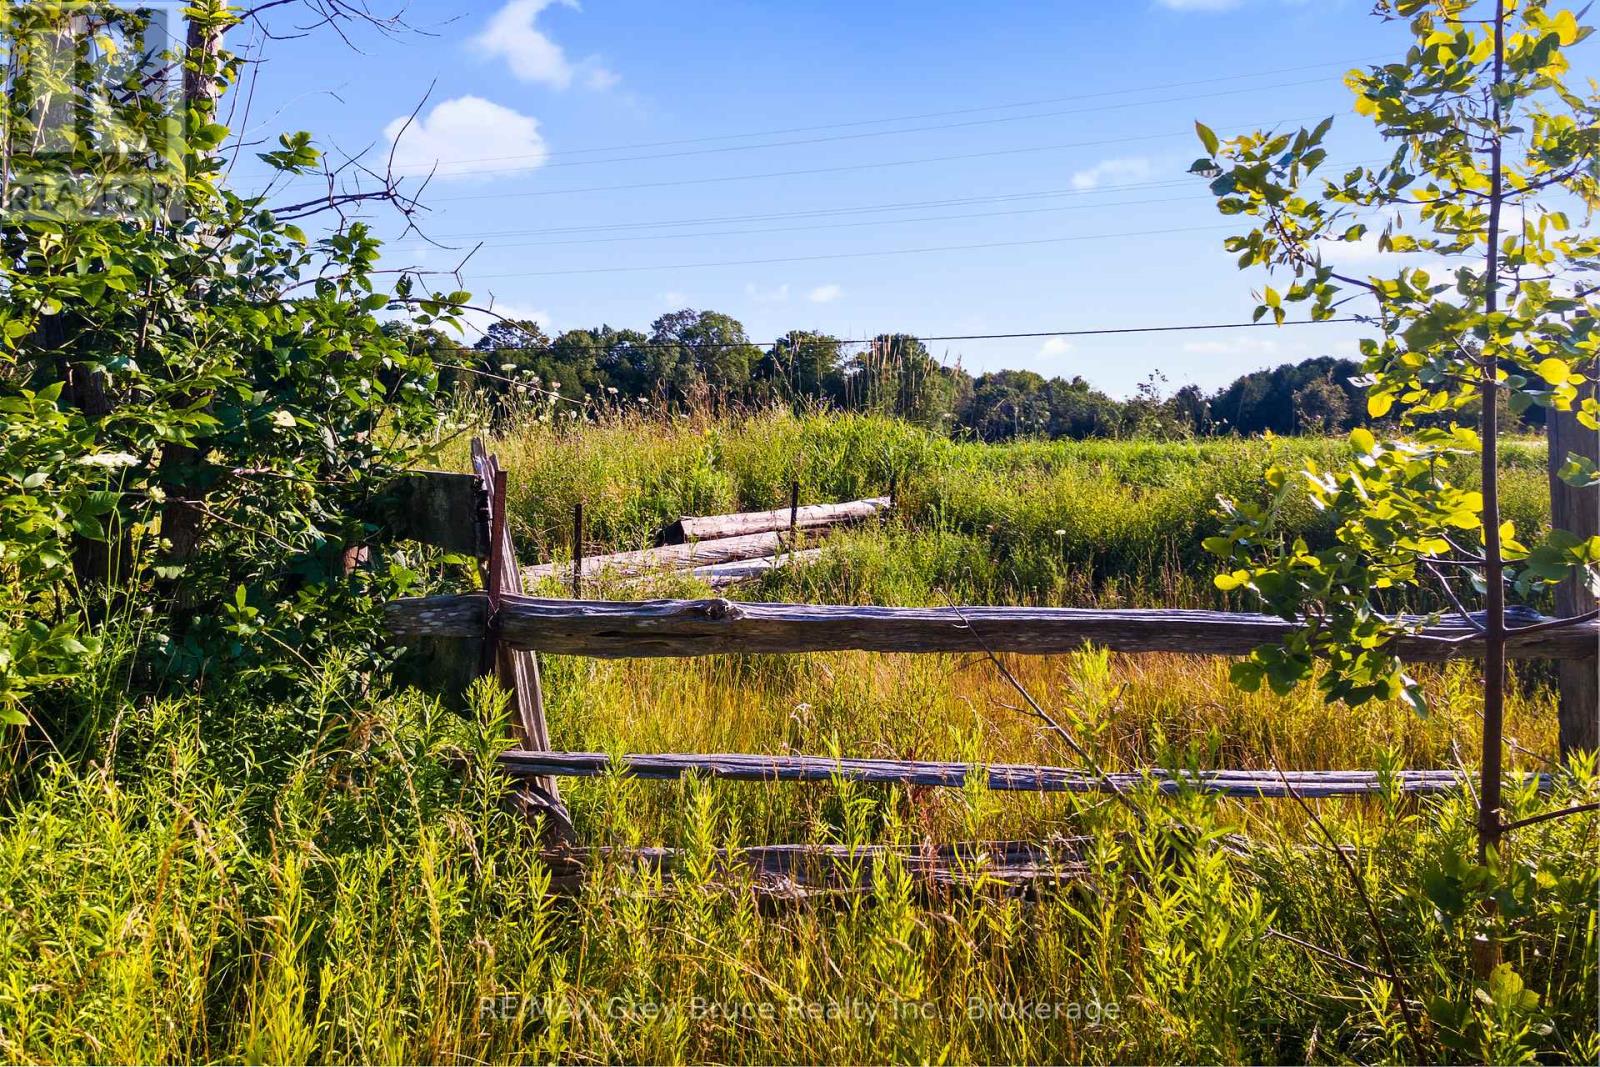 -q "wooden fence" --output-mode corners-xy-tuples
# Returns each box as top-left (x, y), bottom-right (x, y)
(375, 441), (1598, 889)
